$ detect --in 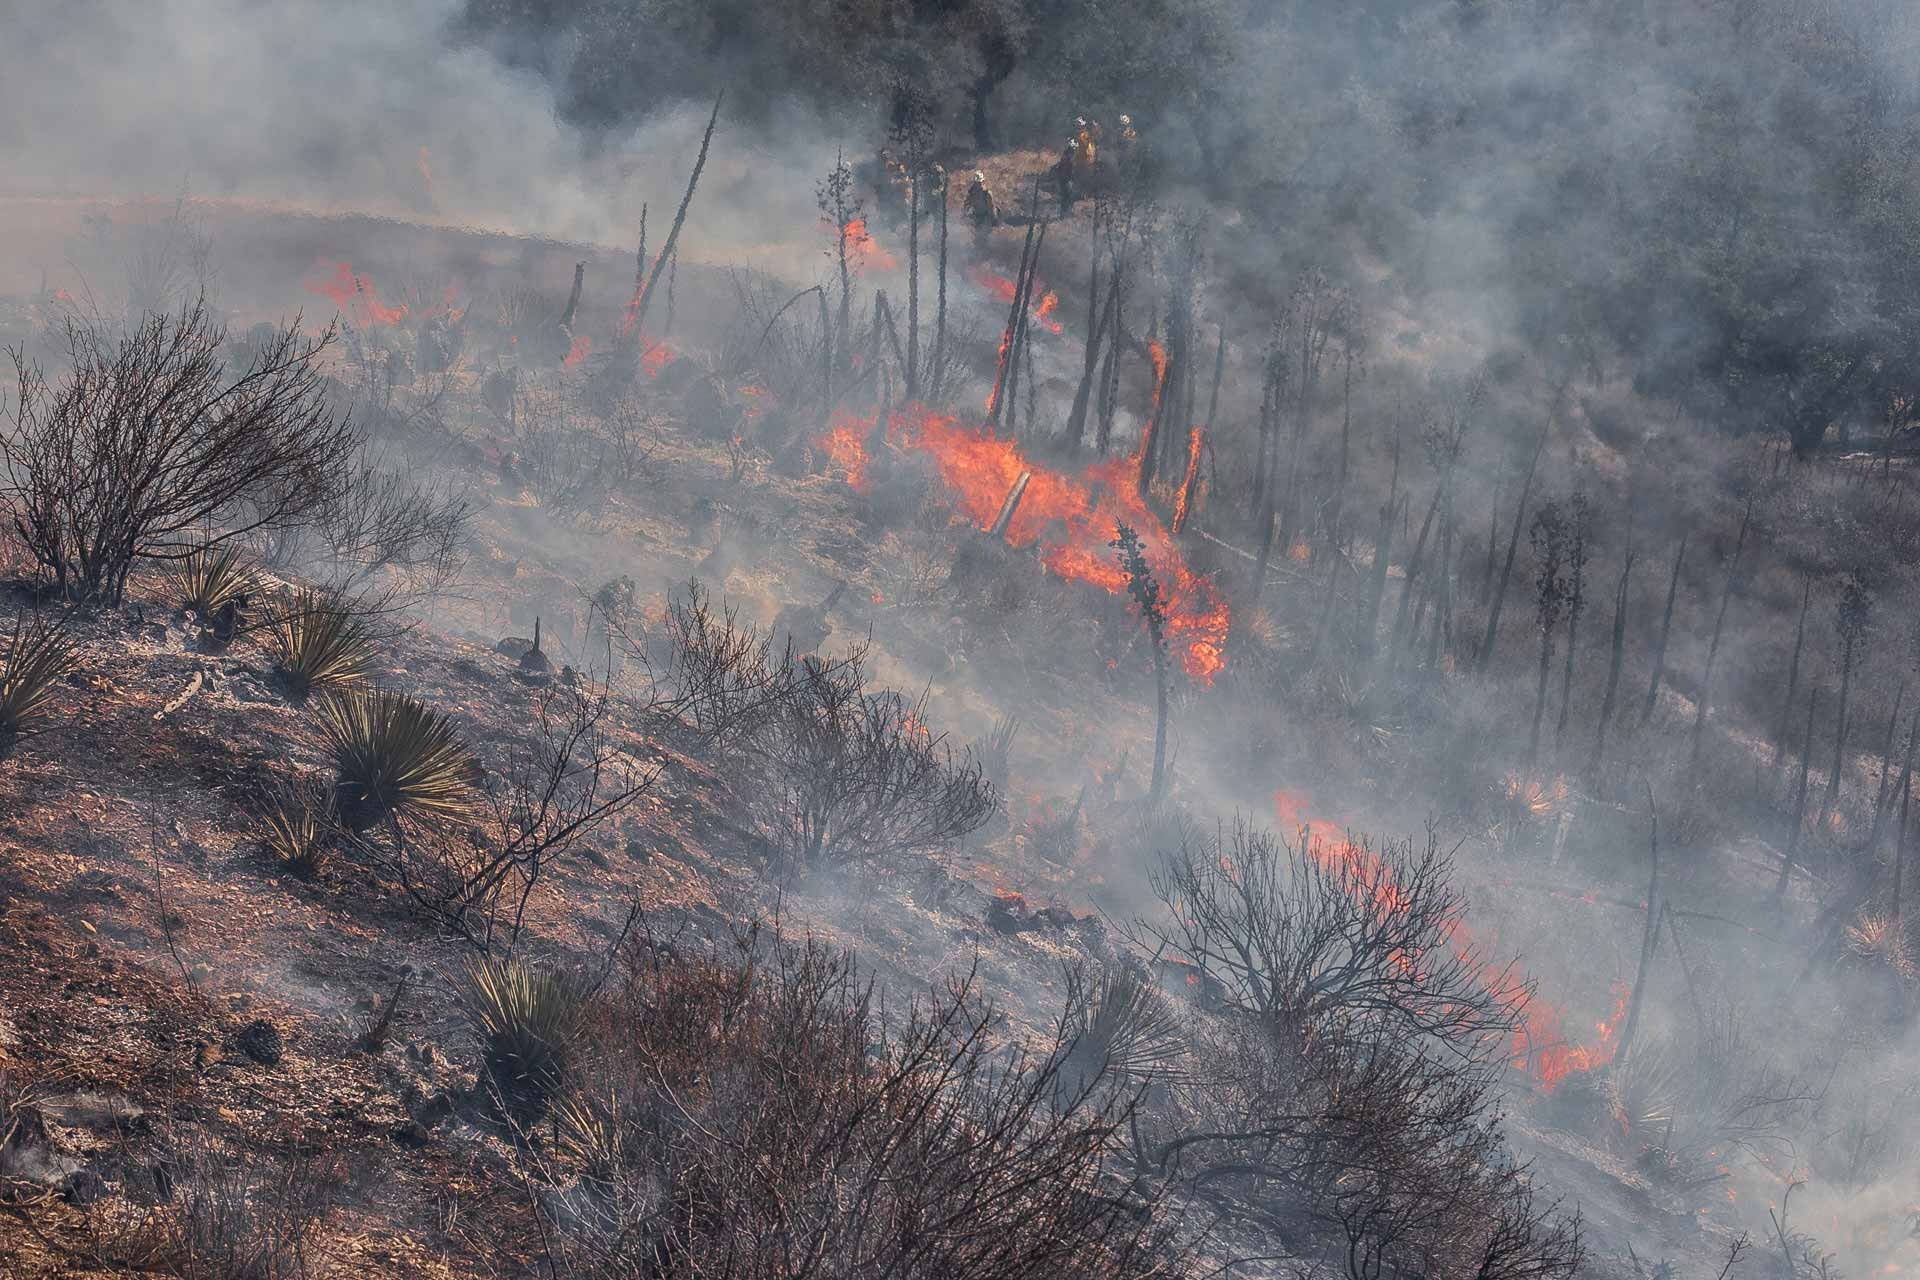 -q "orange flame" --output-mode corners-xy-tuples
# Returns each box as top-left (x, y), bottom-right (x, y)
(972, 266), (1062, 333)
(835, 405), (1230, 682)
(817, 421), (872, 491)
(1272, 788), (1627, 1093)
(641, 341), (674, 379)
(563, 334), (592, 367)
(1171, 427), (1204, 533)
(1033, 290), (1064, 335)
(1147, 339), (1169, 415)
(845, 218), (898, 271)
(304, 260), (406, 328)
